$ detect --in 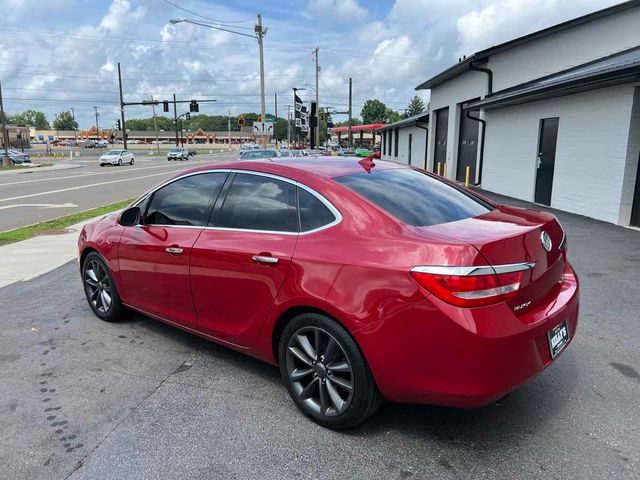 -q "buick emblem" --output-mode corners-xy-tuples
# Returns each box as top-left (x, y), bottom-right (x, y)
(540, 231), (552, 252)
